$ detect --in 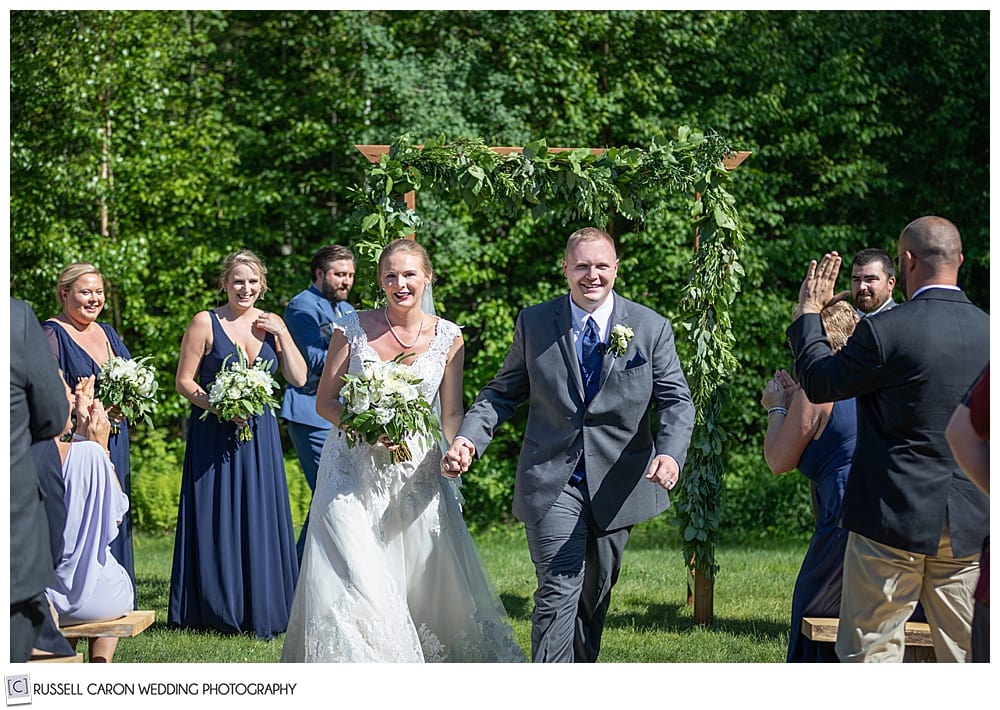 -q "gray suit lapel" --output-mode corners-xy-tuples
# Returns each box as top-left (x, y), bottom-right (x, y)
(598, 295), (627, 390)
(555, 296), (586, 401)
